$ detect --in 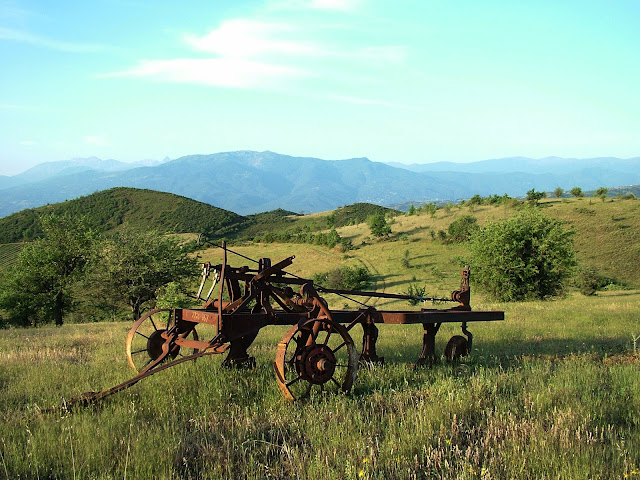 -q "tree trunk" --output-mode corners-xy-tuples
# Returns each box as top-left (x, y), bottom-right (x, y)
(132, 301), (141, 322)
(54, 293), (64, 326)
